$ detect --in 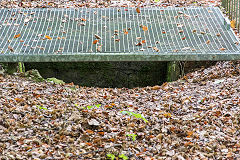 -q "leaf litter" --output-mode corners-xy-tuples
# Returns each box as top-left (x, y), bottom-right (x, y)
(1, 61), (239, 159)
(1, 0), (240, 159)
